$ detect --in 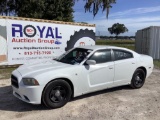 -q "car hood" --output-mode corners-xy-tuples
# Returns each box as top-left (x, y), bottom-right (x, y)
(16, 60), (71, 76)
